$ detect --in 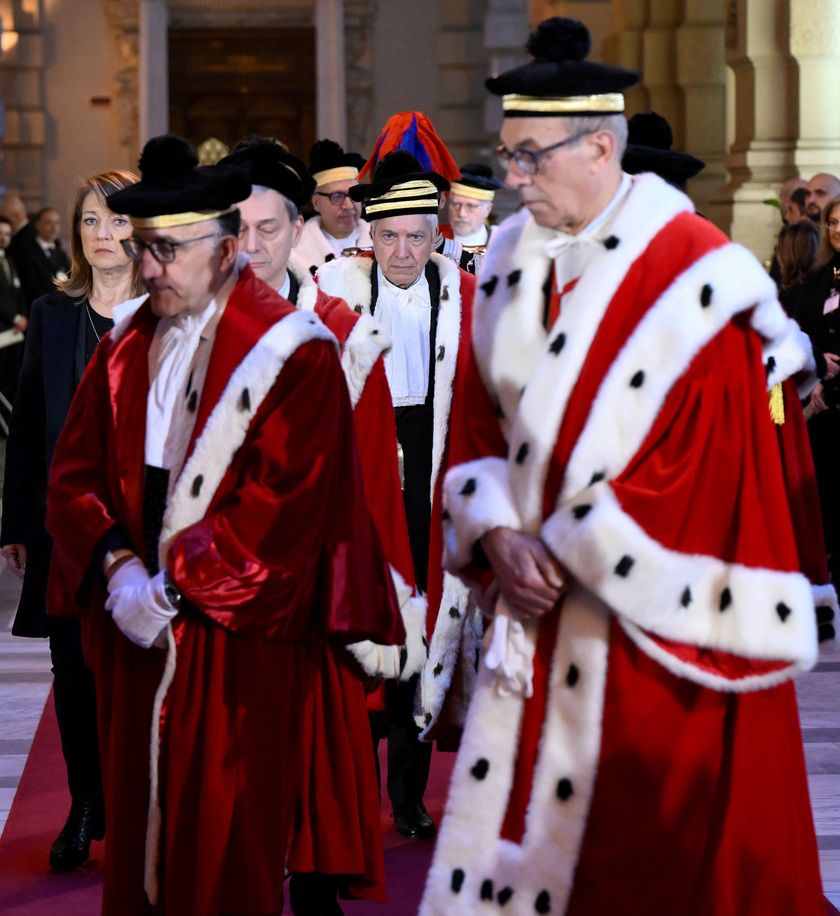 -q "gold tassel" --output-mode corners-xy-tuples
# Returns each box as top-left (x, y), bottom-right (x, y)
(769, 383), (785, 425)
